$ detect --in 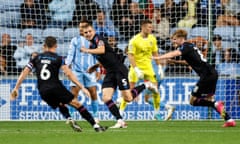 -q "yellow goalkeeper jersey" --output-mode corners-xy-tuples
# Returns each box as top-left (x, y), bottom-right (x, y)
(128, 33), (158, 72)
